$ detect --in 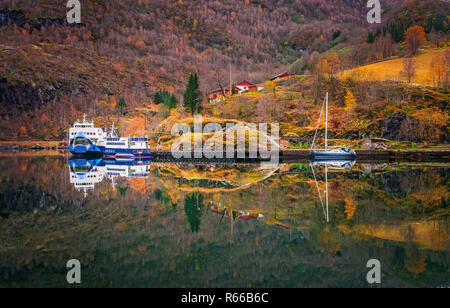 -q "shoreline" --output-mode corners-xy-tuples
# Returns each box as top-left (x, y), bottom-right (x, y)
(0, 141), (449, 162)
(0, 140), (66, 152)
(282, 149), (450, 162)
